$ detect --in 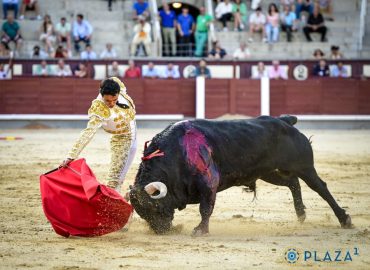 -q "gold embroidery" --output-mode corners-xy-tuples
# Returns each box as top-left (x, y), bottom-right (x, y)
(88, 100), (110, 119)
(111, 77), (126, 92)
(107, 134), (132, 186)
(67, 115), (103, 159)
